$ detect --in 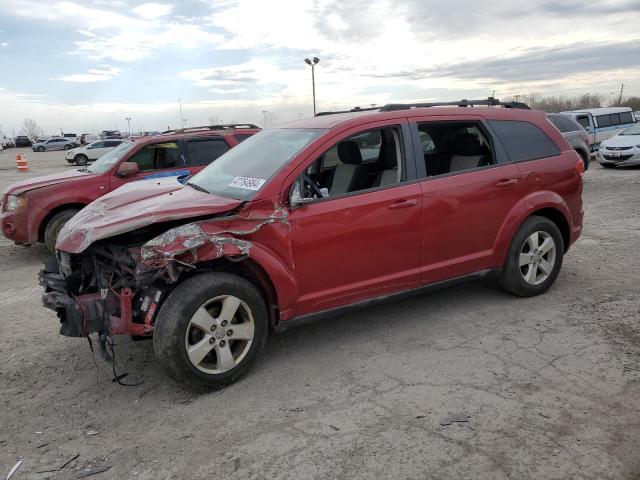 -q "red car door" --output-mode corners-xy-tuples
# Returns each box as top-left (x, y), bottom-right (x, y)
(411, 116), (526, 284)
(286, 121), (423, 317)
(109, 140), (189, 190)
